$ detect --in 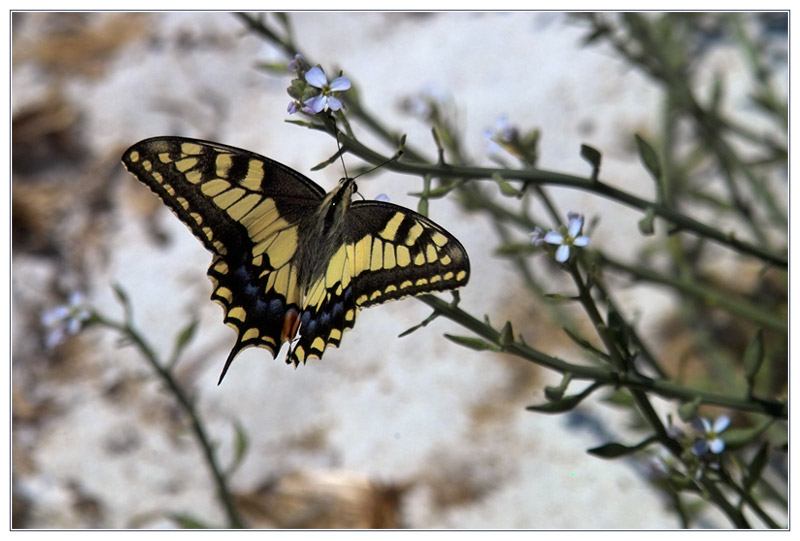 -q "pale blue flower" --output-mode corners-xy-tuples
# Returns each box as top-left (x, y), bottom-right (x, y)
(287, 54), (307, 73)
(484, 115), (518, 155)
(529, 226), (547, 247)
(41, 292), (91, 349)
(303, 66), (351, 114)
(691, 416), (731, 455)
(541, 212), (590, 262)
